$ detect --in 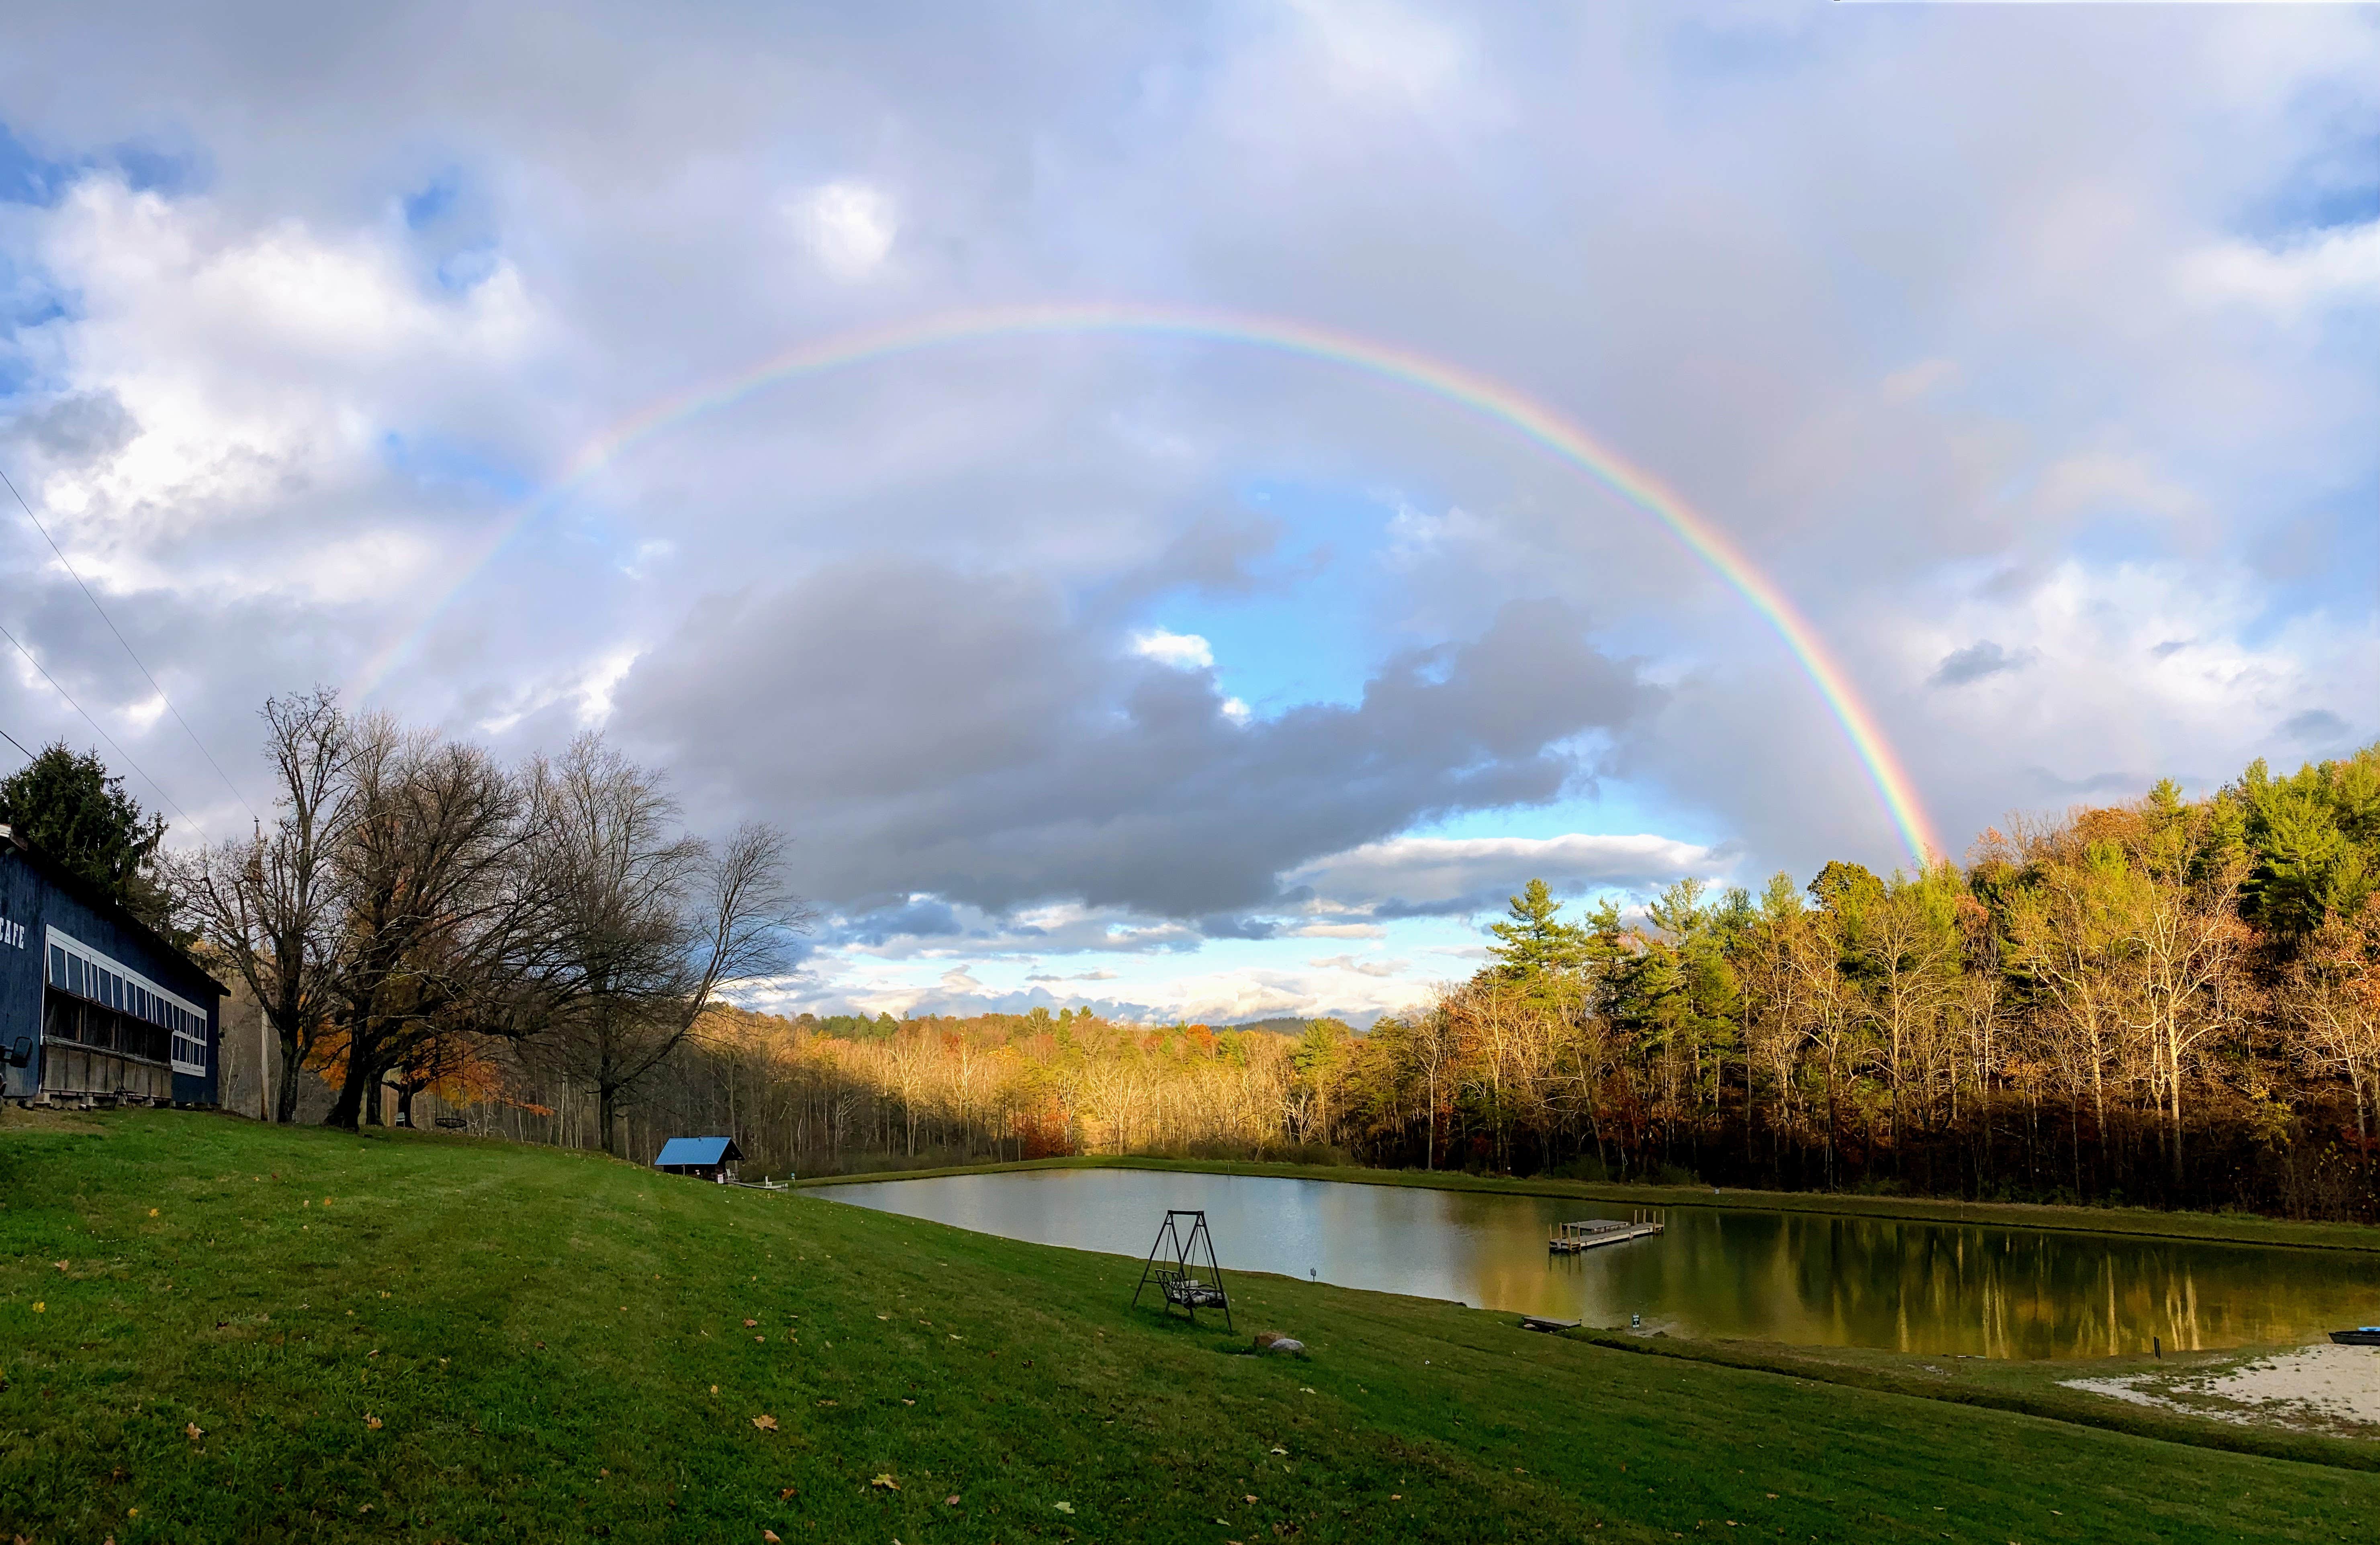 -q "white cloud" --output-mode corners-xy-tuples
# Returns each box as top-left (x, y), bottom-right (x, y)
(2179, 219), (2380, 315)
(796, 180), (898, 280)
(1901, 558), (2378, 822)
(1129, 627), (1215, 670)
(1306, 952), (1407, 978)
(17, 178), (543, 607)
